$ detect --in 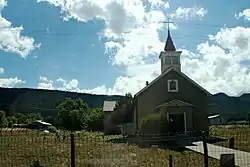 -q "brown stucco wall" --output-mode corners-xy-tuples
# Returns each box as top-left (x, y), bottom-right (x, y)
(135, 69), (209, 133)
